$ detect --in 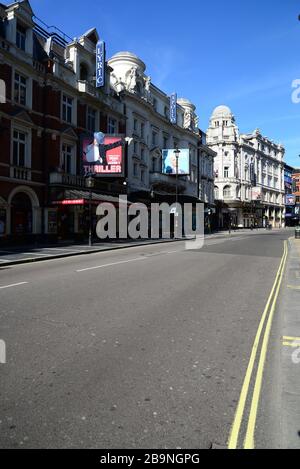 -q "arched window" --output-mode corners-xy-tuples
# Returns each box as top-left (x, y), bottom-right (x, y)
(223, 185), (231, 199)
(79, 63), (89, 81)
